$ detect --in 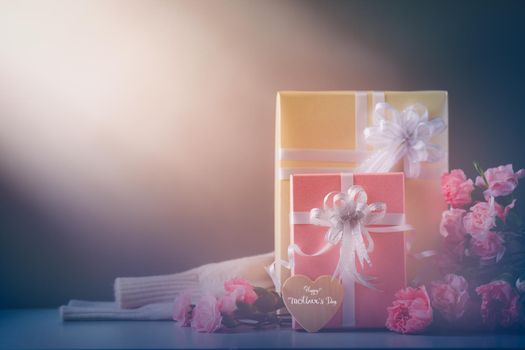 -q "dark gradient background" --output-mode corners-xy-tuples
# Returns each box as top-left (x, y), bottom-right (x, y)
(1, 0), (524, 308)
